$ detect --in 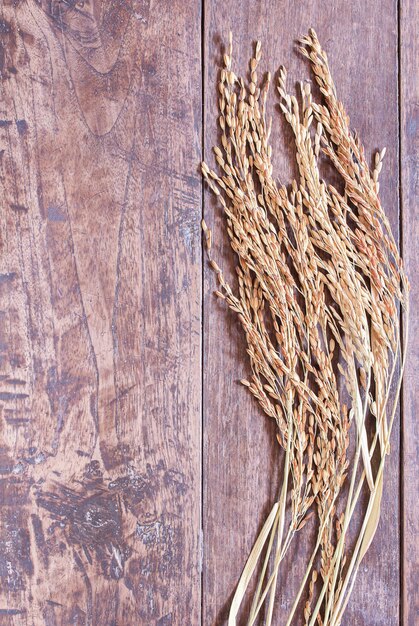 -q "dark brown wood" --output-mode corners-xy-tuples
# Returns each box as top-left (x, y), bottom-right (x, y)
(0, 0), (415, 623)
(0, 1), (202, 624)
(203, 2), (401, 624)
(401, 0), (419, 624)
